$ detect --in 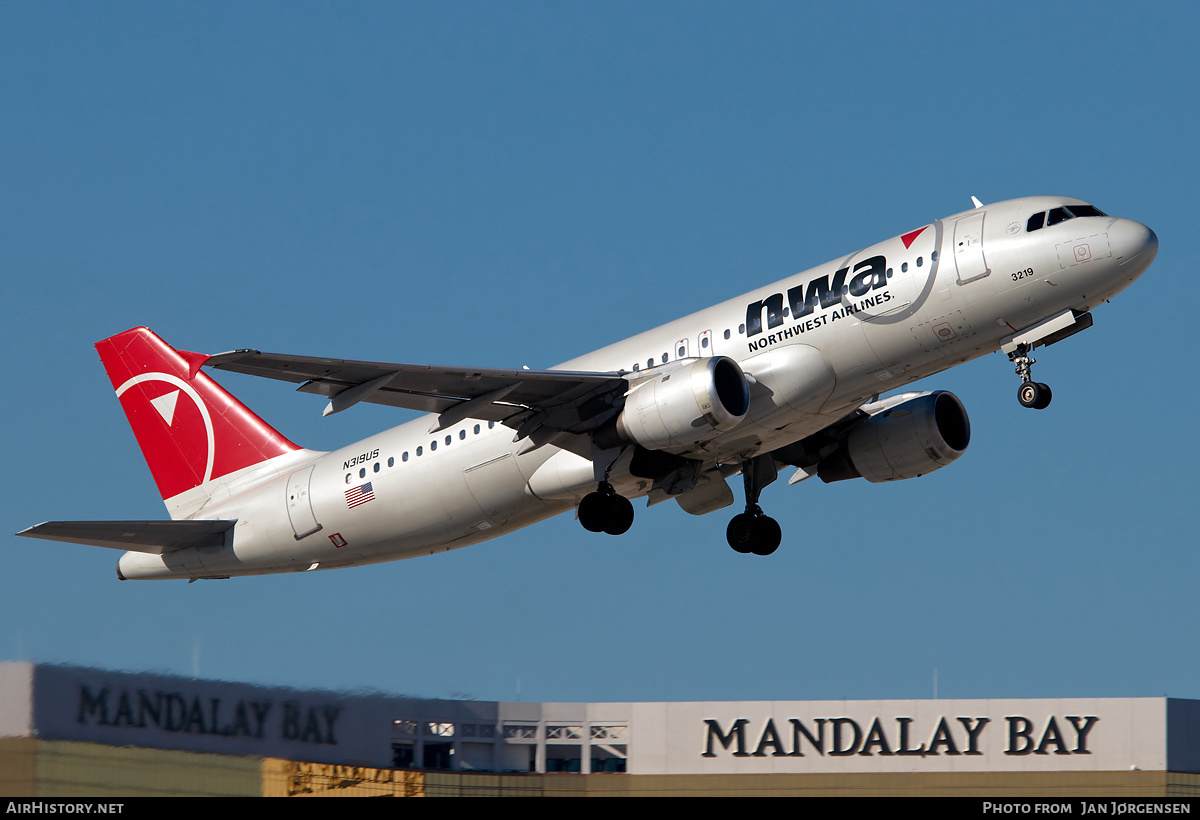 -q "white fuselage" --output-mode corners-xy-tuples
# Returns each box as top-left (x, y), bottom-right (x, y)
(117, 196), (1158, 579)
